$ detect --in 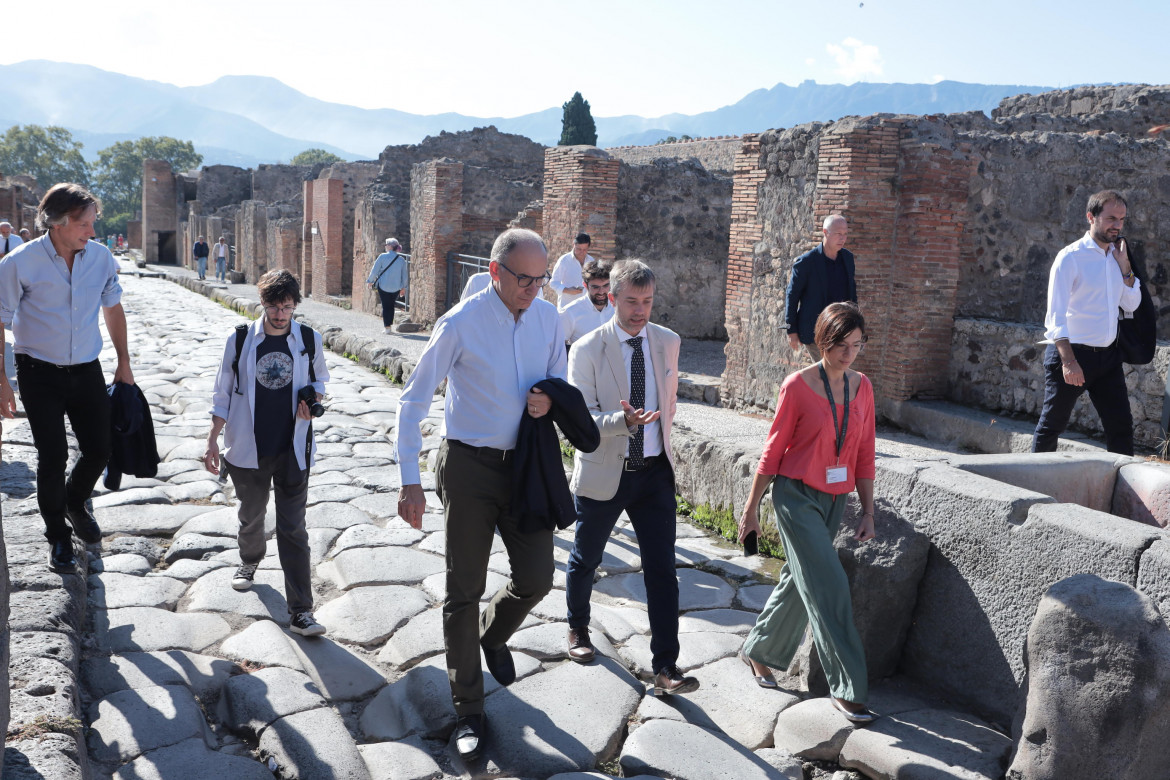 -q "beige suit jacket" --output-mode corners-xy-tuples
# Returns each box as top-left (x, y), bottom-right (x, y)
(568, 318), (679, 501)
